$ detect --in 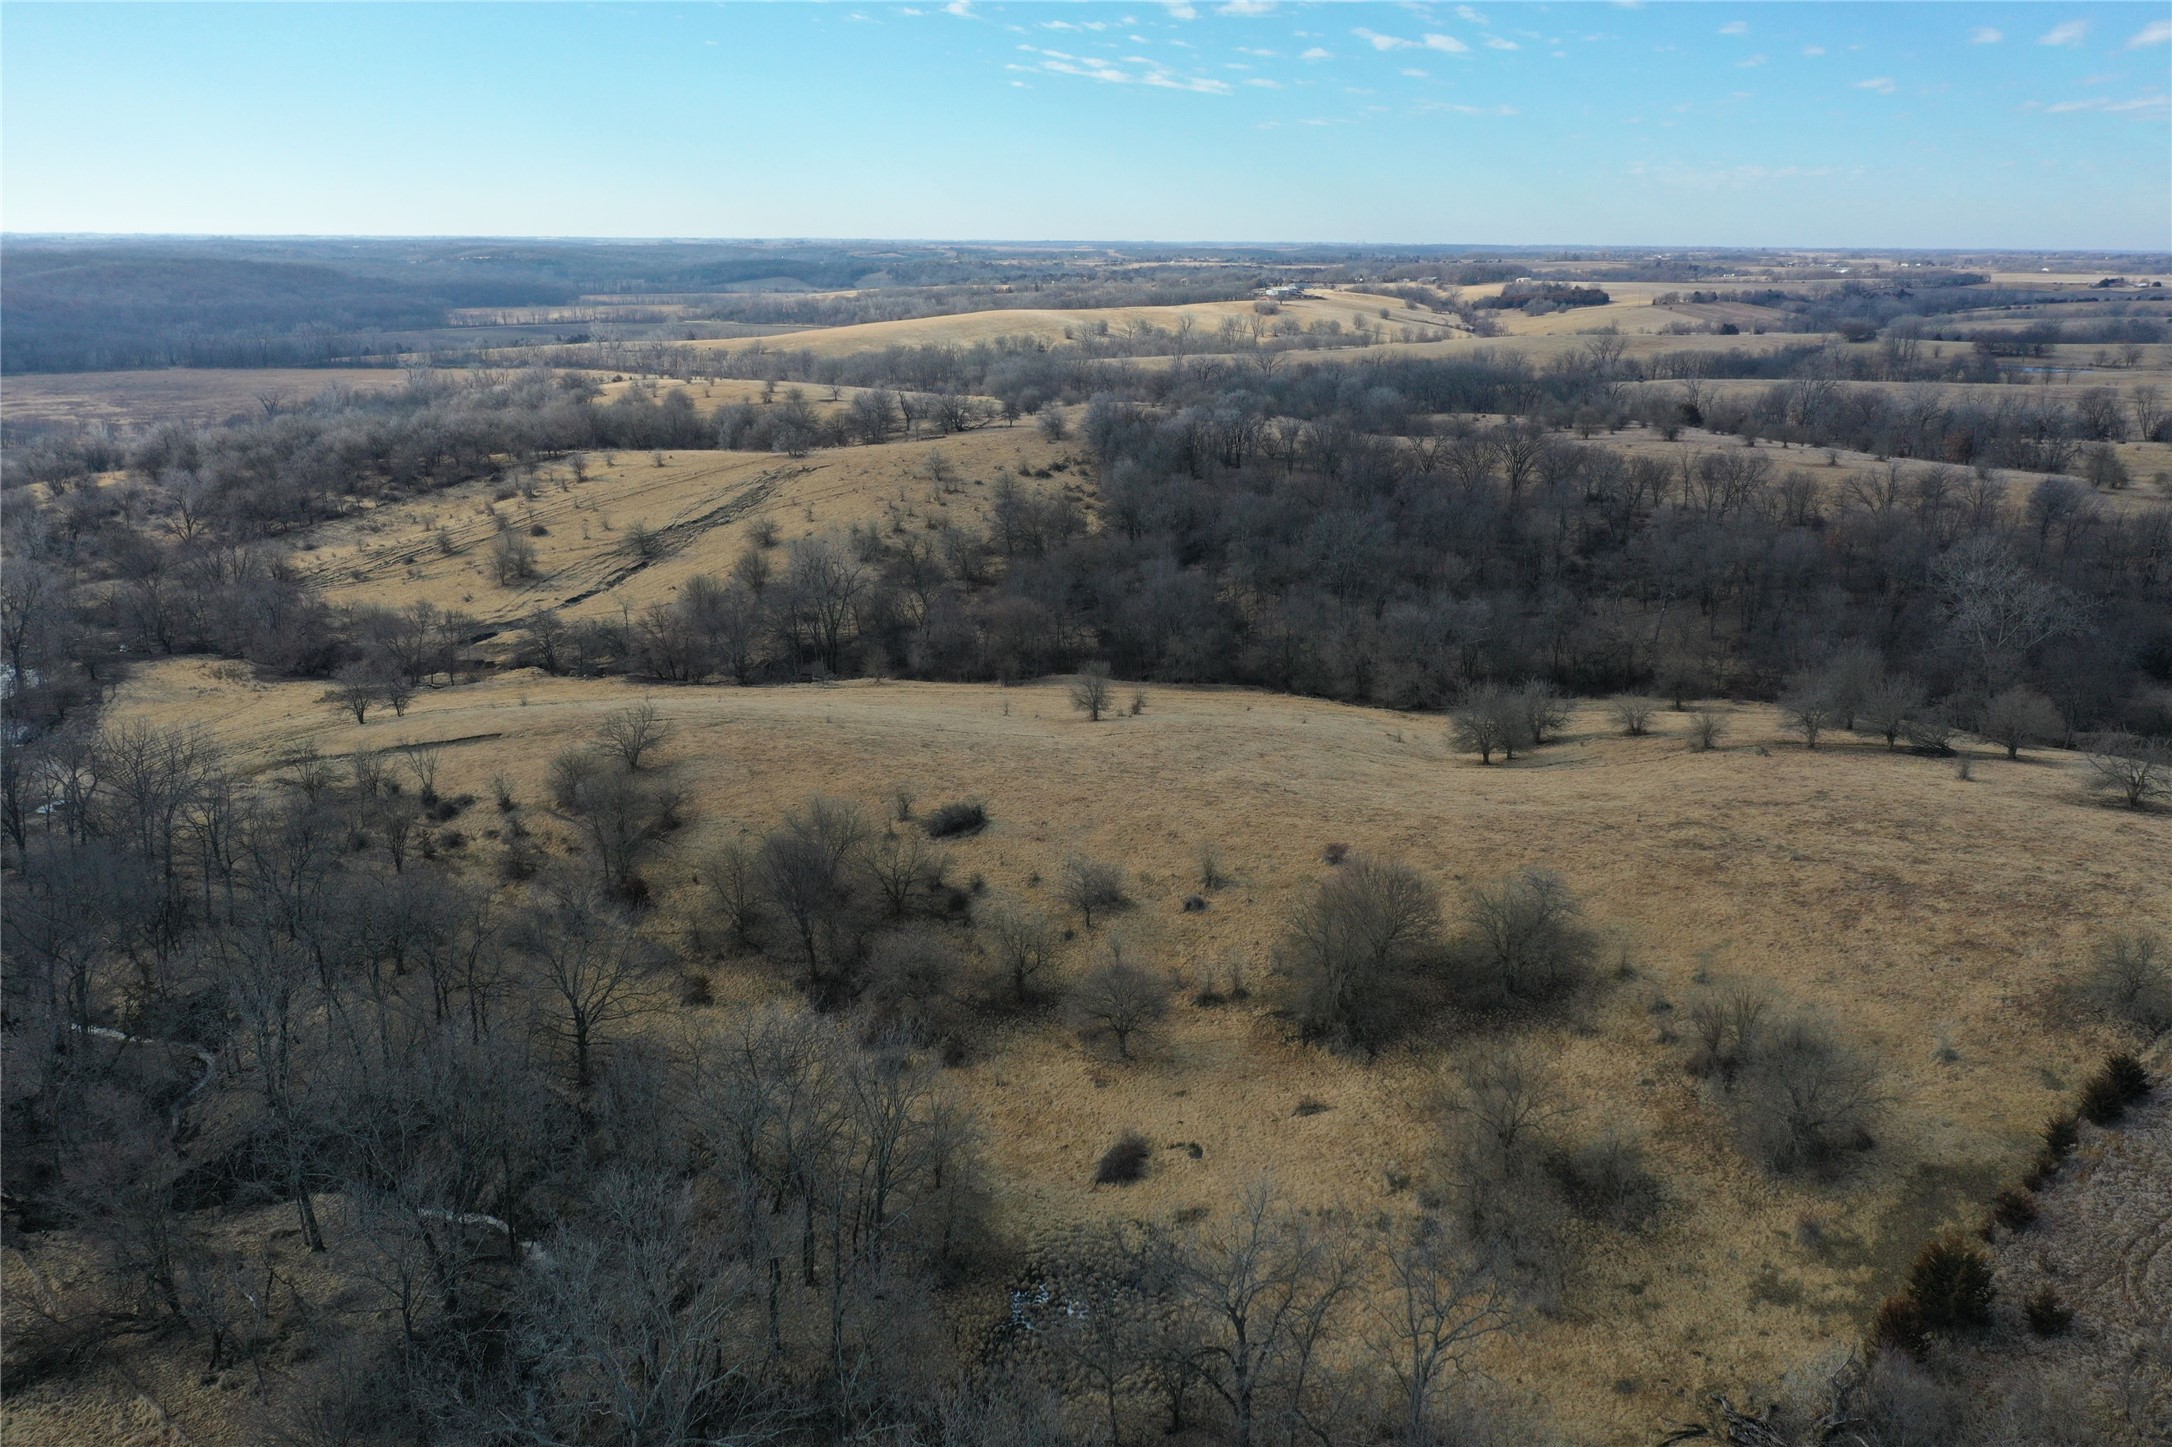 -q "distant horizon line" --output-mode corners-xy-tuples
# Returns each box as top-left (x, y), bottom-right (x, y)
(5, 232), (2167, 258)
